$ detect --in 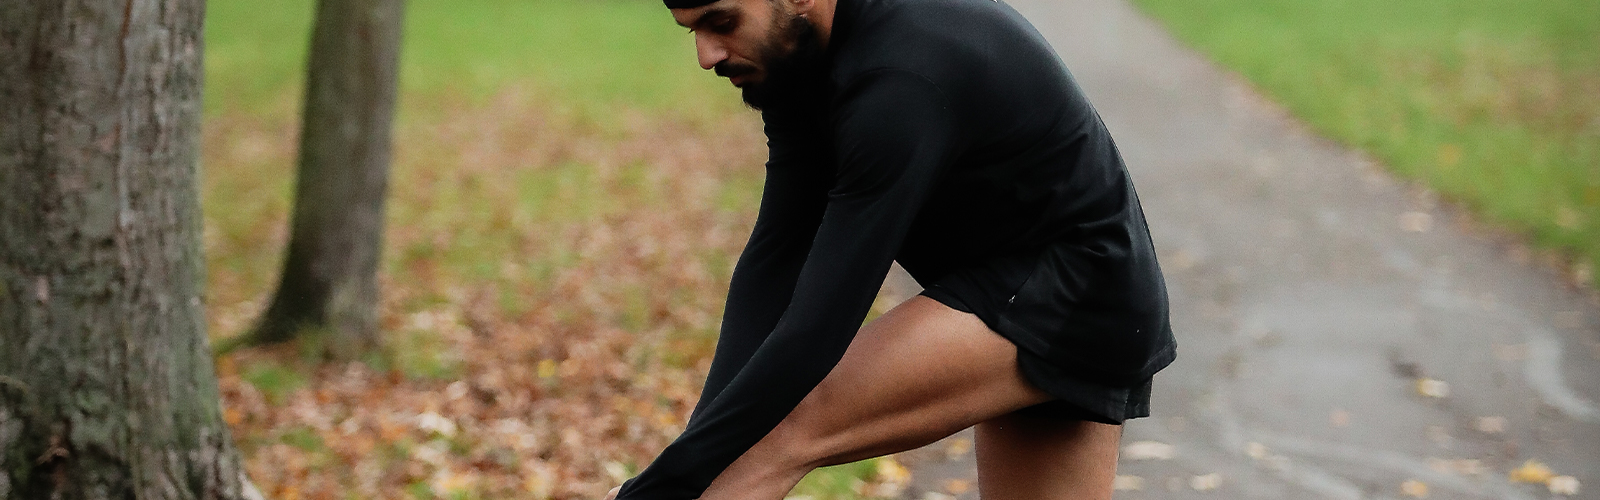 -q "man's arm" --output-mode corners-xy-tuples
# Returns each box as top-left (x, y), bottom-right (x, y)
(618, 69), (964, 500)
(689, 120), (831, 423)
